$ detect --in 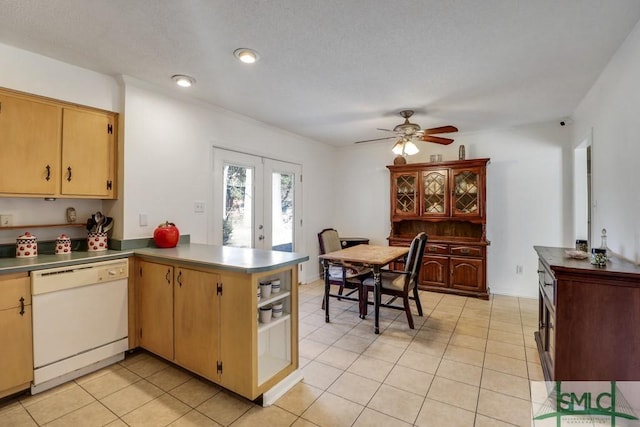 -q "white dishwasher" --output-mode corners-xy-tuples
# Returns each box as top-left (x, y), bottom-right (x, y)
(31, 258), (129, 394)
